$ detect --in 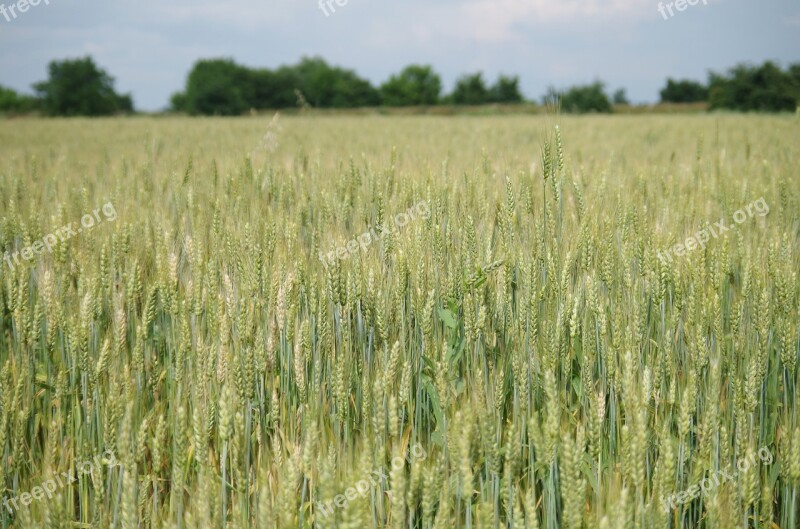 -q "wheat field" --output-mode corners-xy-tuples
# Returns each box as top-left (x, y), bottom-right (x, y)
(0, 114), (798, 529)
